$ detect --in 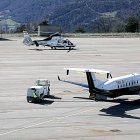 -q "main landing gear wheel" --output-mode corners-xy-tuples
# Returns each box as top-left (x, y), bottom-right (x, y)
(89, 93), (96, 100)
